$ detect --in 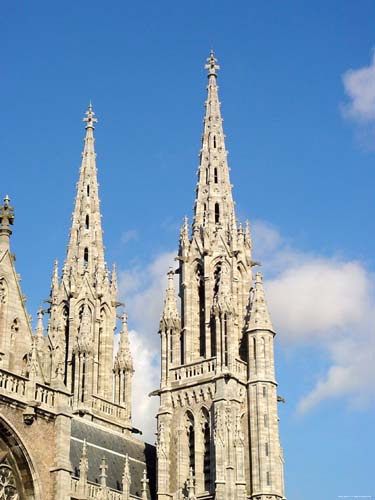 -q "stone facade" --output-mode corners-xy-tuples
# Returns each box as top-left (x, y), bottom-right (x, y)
(0, 52), (286, 500)
(155, 52), (285, 500)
